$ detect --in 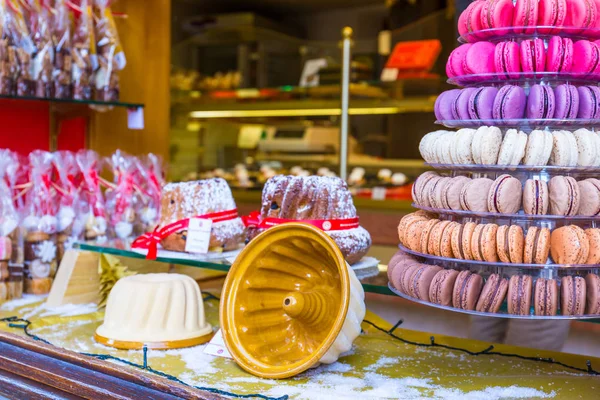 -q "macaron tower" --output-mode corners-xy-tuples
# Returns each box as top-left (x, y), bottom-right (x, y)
(392, 0), (600, 320)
